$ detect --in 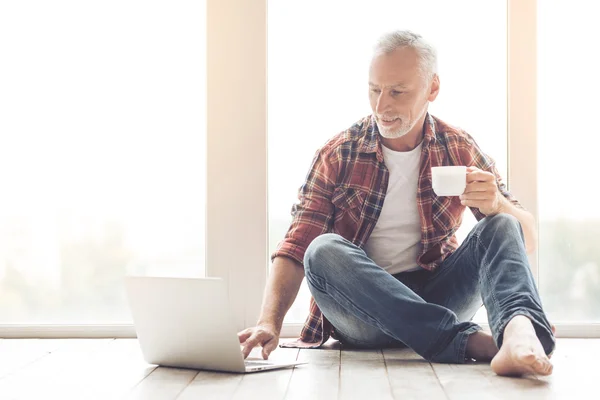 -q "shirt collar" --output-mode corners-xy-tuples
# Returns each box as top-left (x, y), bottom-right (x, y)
(358, 113), (437, 162)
